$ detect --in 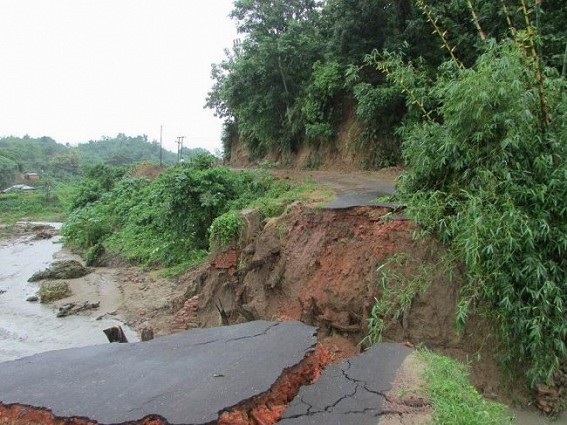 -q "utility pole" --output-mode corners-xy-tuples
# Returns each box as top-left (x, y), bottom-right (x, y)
(159, 125), (163, 167)
(177, 136), (185, 163)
